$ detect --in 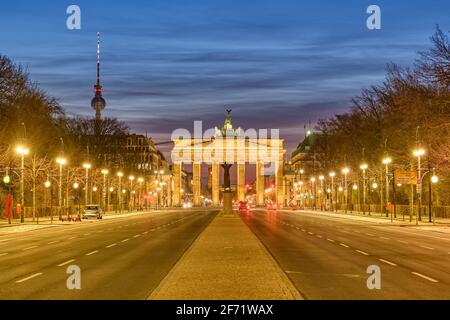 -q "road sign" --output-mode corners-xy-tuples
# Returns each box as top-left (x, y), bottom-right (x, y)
(395, 171), (417, 185)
